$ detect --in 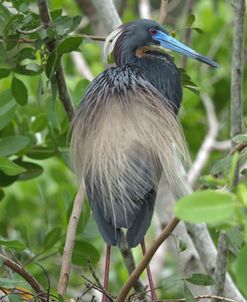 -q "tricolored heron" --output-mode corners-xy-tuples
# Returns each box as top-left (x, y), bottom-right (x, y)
(71, 19), (218, 301)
